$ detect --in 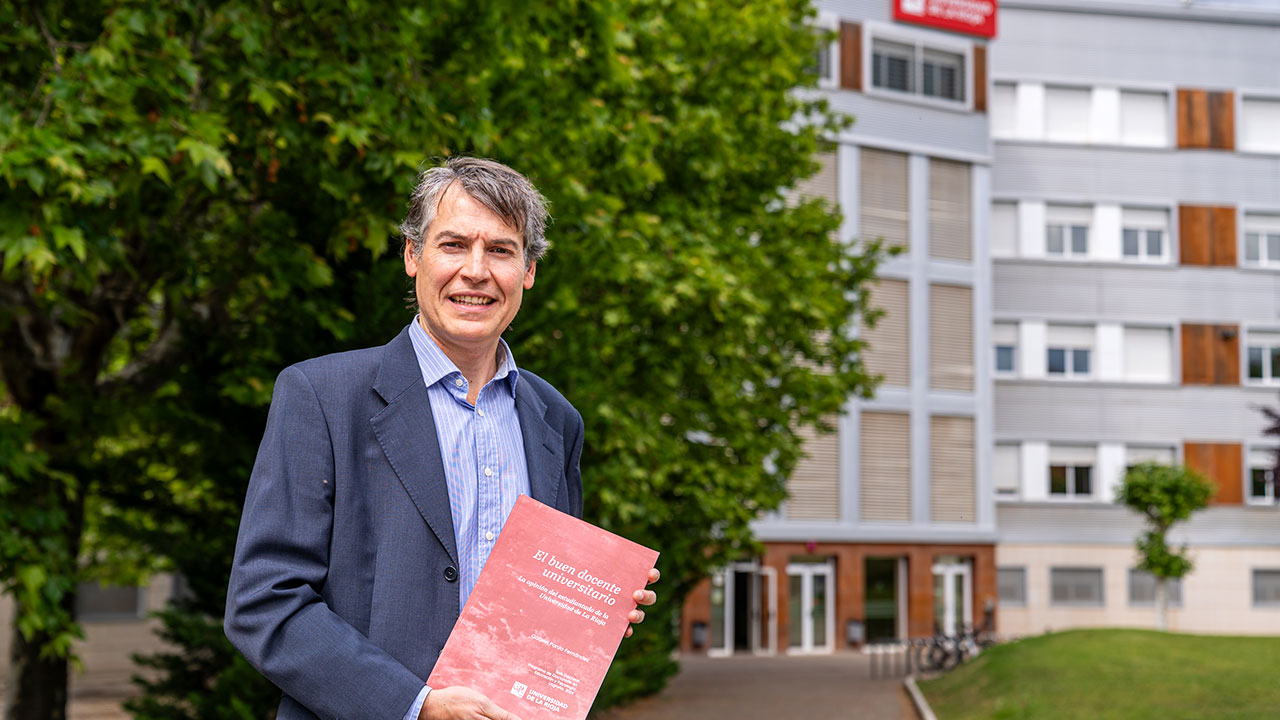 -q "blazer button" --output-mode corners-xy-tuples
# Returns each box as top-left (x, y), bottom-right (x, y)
(443, 566), (458, 582)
